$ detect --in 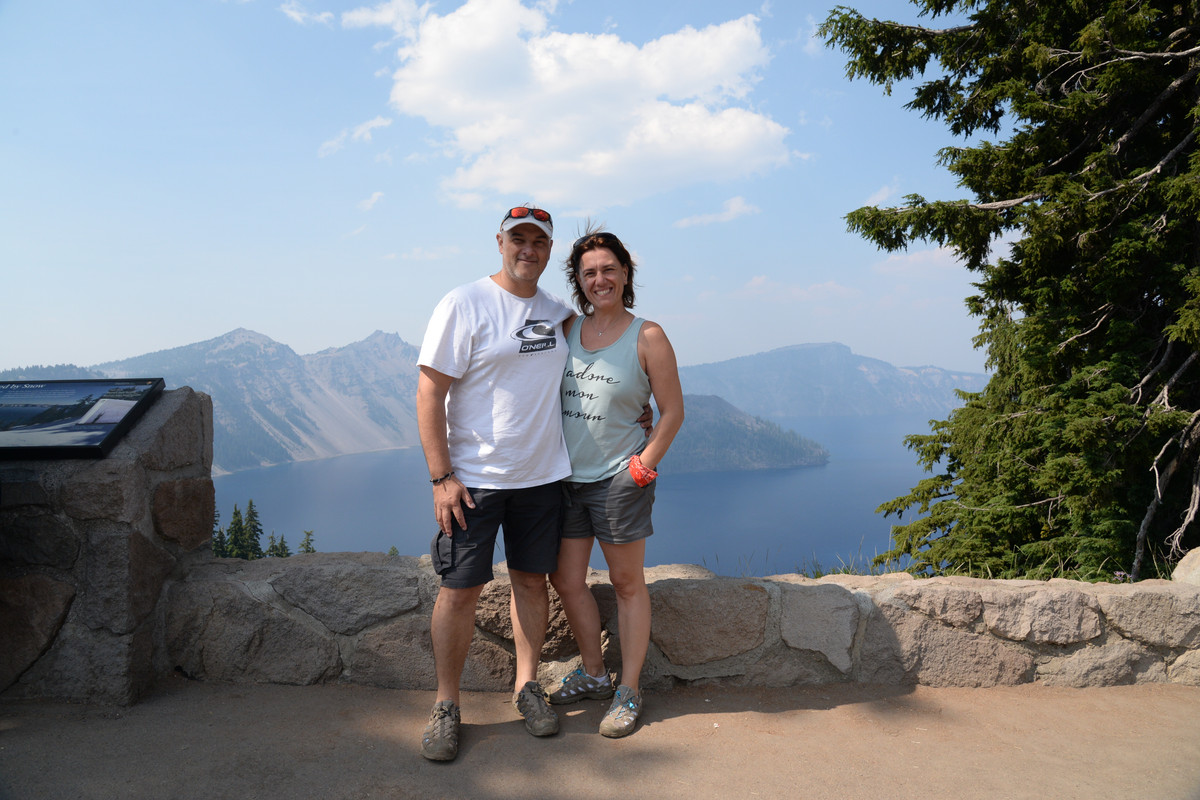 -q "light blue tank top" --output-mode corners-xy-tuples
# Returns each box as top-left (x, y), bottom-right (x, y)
(560, 317), (651, 482)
